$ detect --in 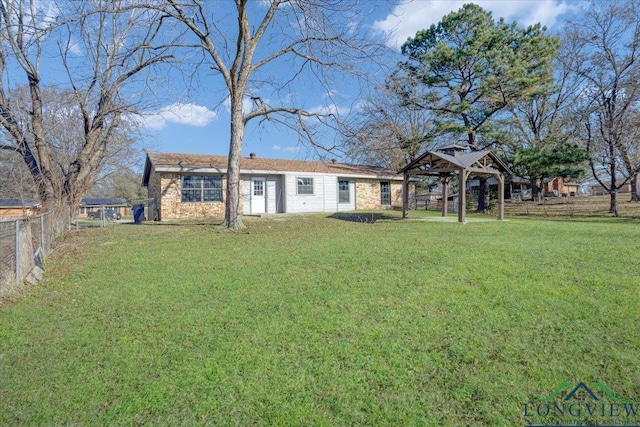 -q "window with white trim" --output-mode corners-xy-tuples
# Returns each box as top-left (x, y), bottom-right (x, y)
(253, 180), (264, 196)
(380, 181), (391, 205)
(297, 177), (314, 195)
(338, 180), (350, 203)
(181, 175), (223, 202)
